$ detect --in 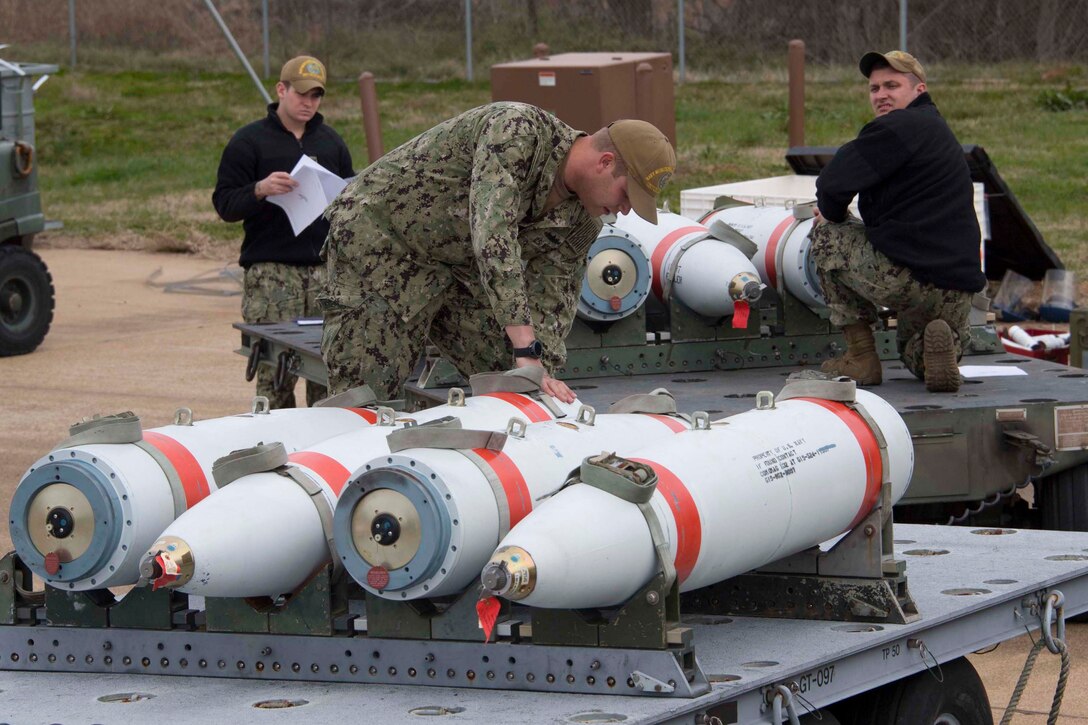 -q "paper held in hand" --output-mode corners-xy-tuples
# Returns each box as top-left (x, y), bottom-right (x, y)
(267, 155), (349, 236)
